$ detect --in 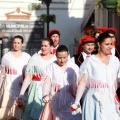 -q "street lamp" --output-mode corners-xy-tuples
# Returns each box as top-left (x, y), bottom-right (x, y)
(42, 0), (52, 36)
